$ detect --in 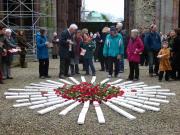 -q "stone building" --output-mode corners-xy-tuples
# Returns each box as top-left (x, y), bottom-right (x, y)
(0, 0), (180, 34)
(125, 0), (180, 33)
